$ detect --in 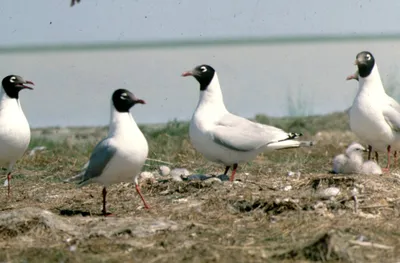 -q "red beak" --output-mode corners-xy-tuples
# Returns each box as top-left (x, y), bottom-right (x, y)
(20, 80), (34, 90)
(135, 99), (146, 104)
(181, 71), (193, 77)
